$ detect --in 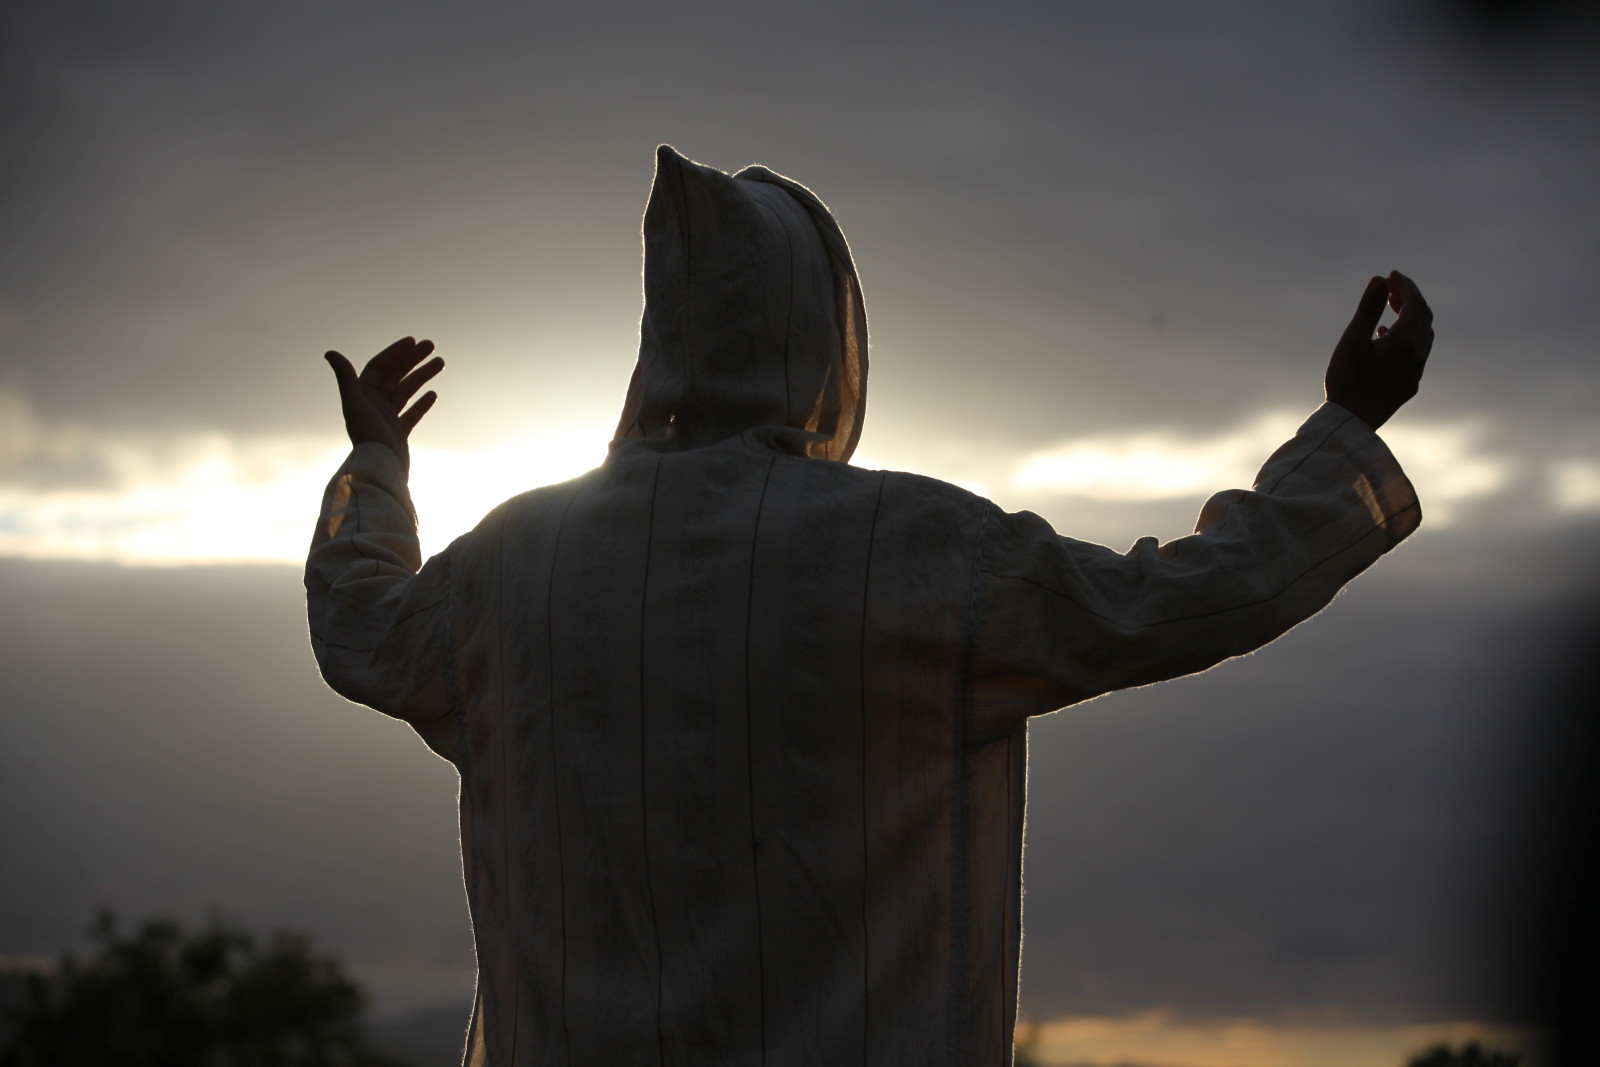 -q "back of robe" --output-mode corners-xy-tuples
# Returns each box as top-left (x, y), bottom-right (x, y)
(447, 435), (1021, 1066)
